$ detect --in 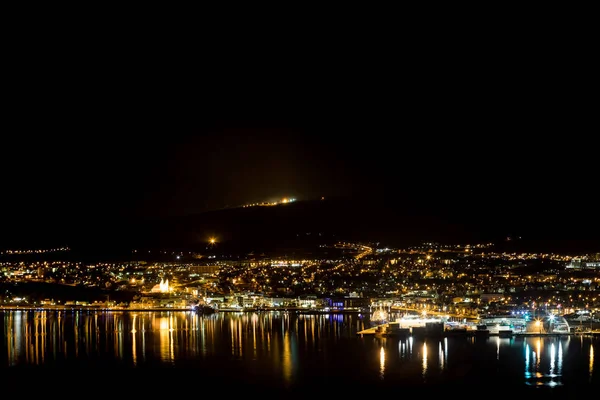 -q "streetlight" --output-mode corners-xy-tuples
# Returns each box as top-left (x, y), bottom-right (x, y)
(548, 314), (555, 334)
(208, 237), (217, 249)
